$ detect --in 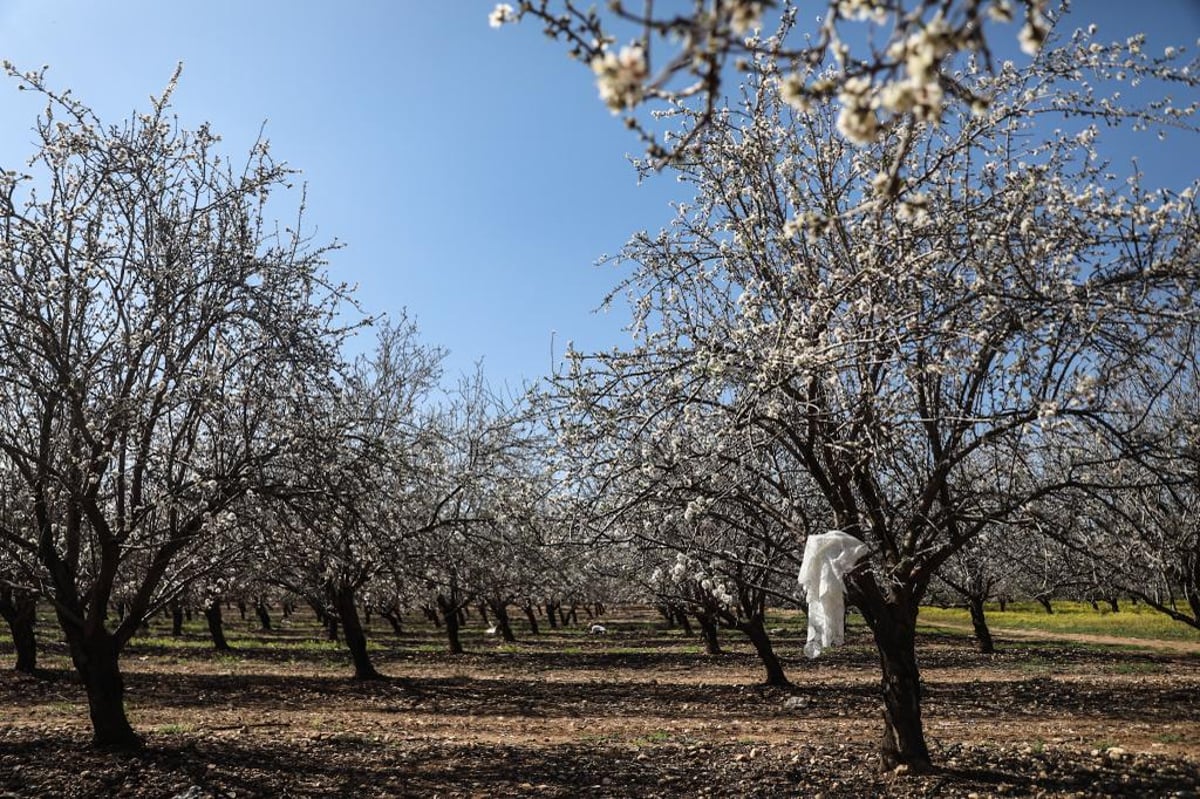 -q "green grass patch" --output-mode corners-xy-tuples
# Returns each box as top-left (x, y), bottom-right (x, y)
(919, 601), (1200, 643)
